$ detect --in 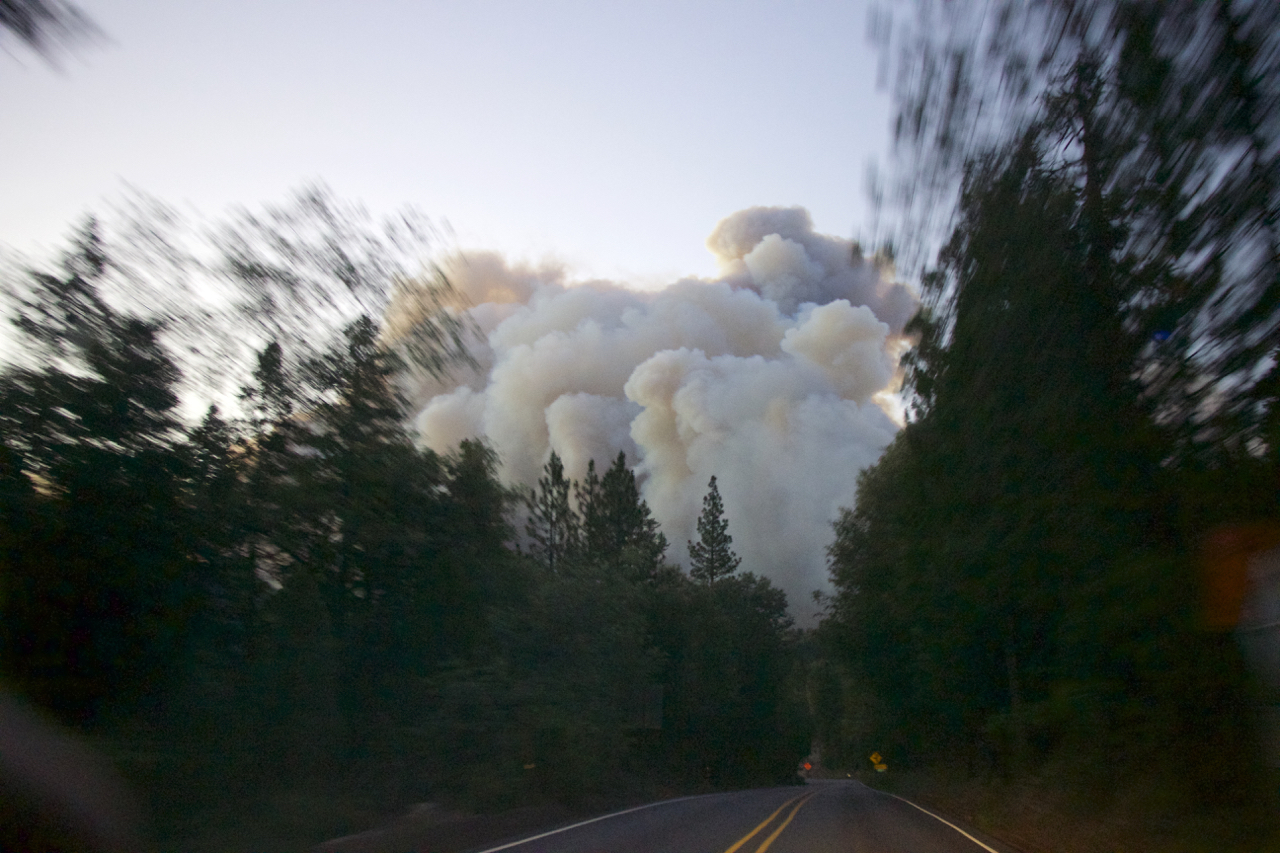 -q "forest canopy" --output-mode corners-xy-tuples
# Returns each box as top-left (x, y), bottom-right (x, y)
(0, 190), (809, 851)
